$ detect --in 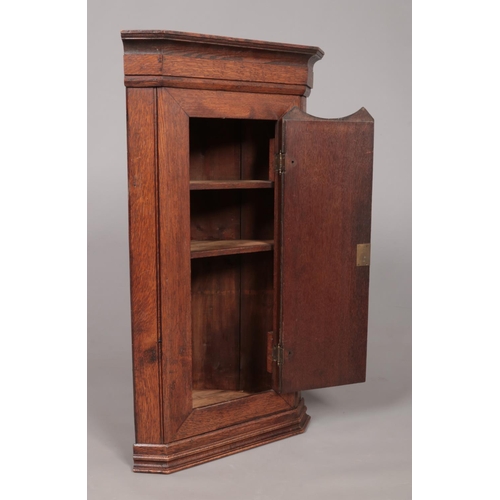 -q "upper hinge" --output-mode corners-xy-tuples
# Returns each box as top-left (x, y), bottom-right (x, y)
(275, 151), (285, 175)
(272, 345), (284, 365)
